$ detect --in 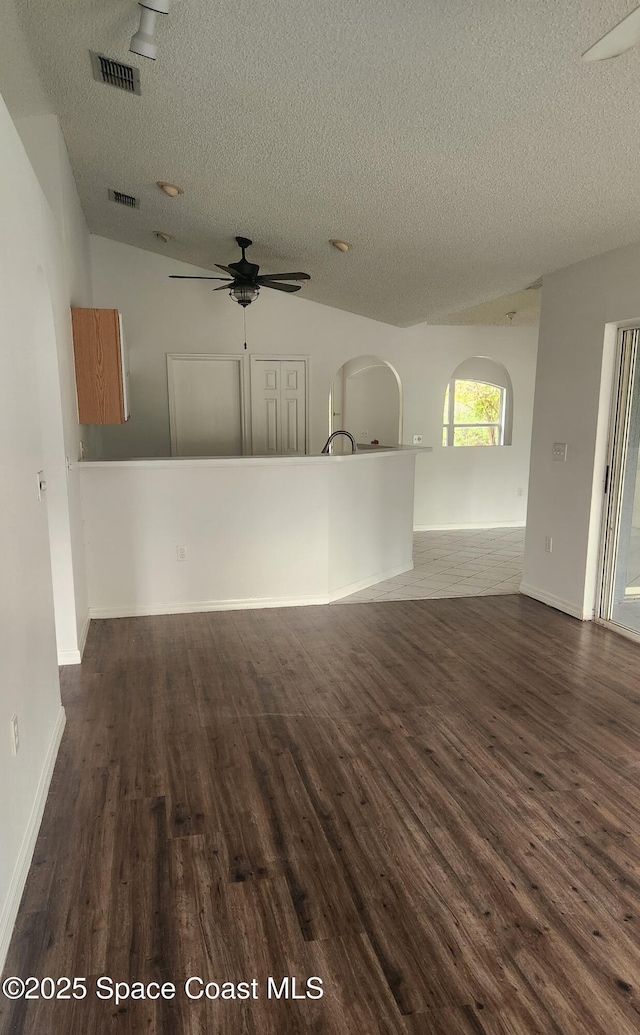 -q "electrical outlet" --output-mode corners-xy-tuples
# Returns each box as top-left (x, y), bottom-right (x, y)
(517, 487), (524, 497)
(545, 536), (553, 553)
(412, 434), (423, 445)
(10, 714), (19, 755)
(360, 430), (369, 439)
(176, 545), (187, 561)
